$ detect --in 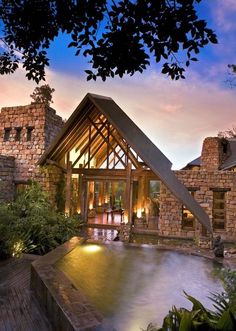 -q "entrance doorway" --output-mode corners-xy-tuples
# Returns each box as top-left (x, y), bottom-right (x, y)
(85, 180), (126, 226)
